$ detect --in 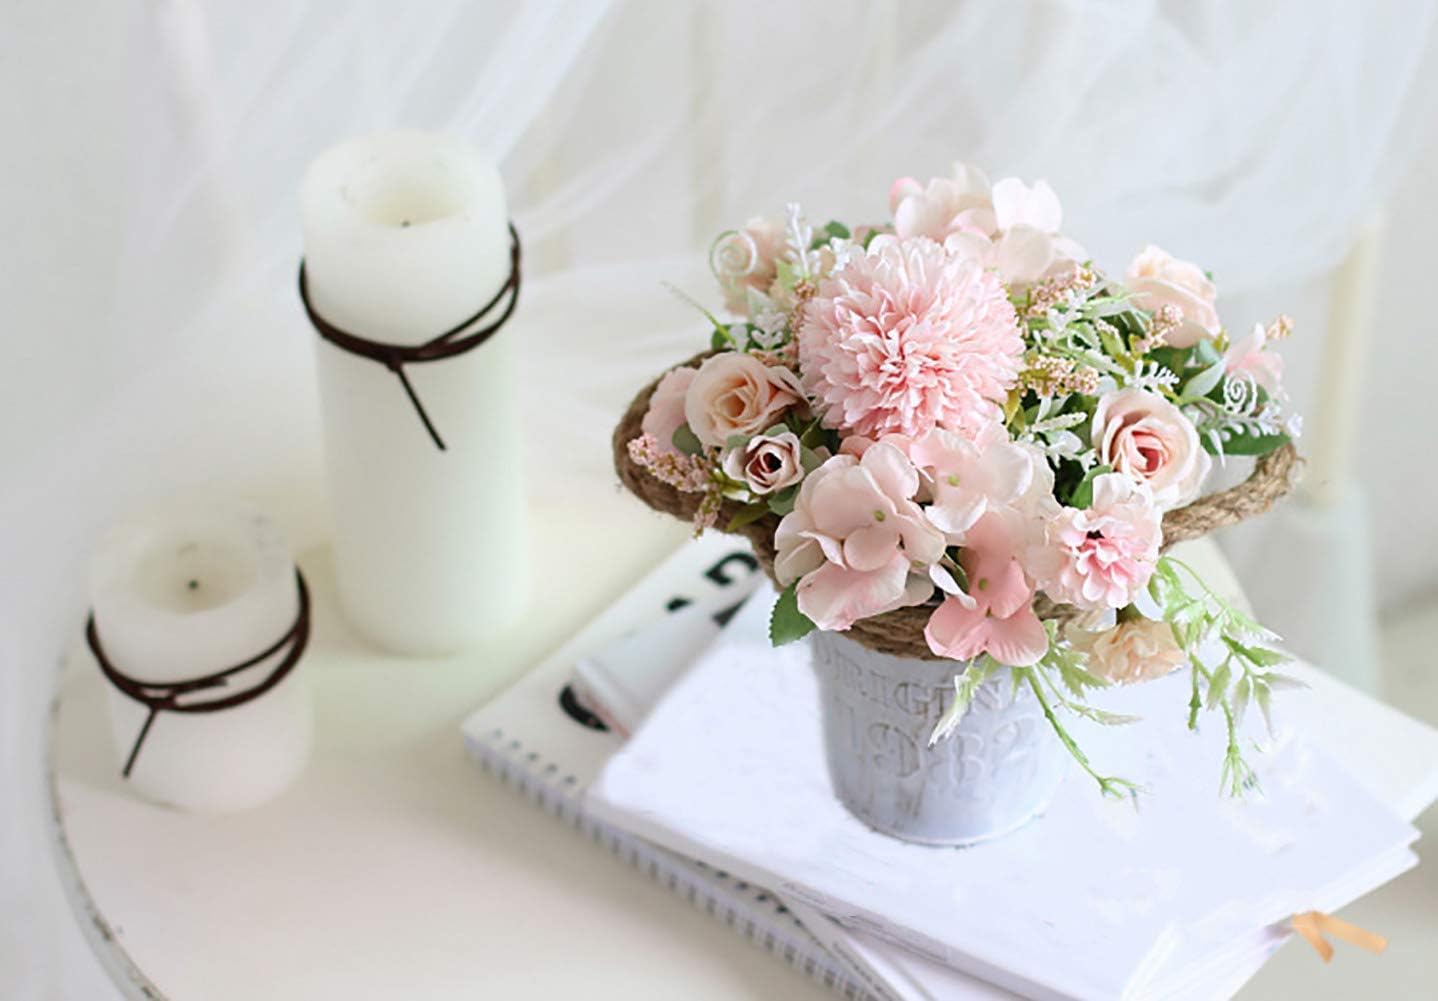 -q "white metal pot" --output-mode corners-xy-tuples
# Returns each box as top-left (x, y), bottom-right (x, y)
(811, 630), (1068, 846)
